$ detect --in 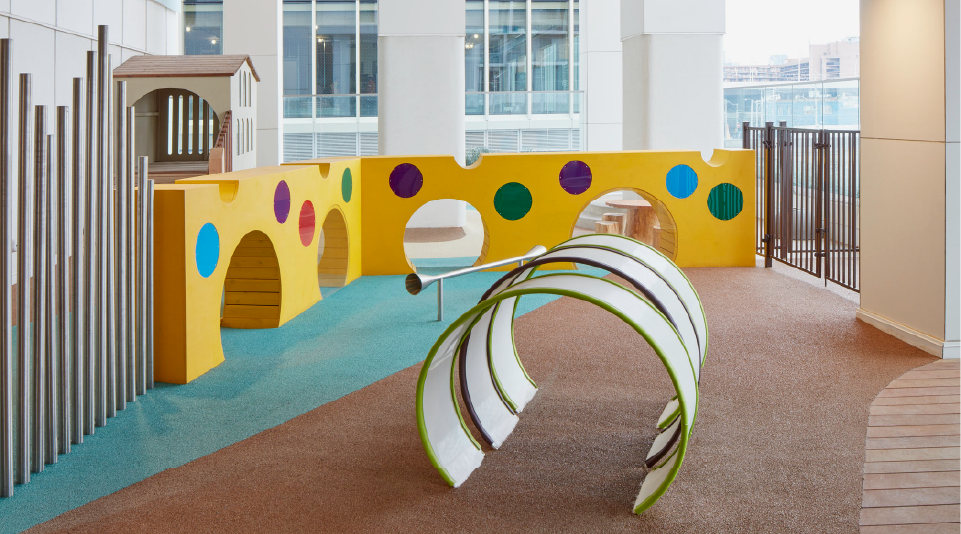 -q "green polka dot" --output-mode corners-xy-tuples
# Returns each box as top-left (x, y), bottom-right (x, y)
(494, 182), (532, 221)
(707, 183), (744, 221)
(342, 168), (353, 203)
